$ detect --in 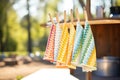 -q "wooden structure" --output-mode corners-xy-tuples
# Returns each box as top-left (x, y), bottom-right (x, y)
(83, 0), (120, 58)
(80, 19), (120, 58)
(57, 18), (120, 80)
(79, 0), (120, 79)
